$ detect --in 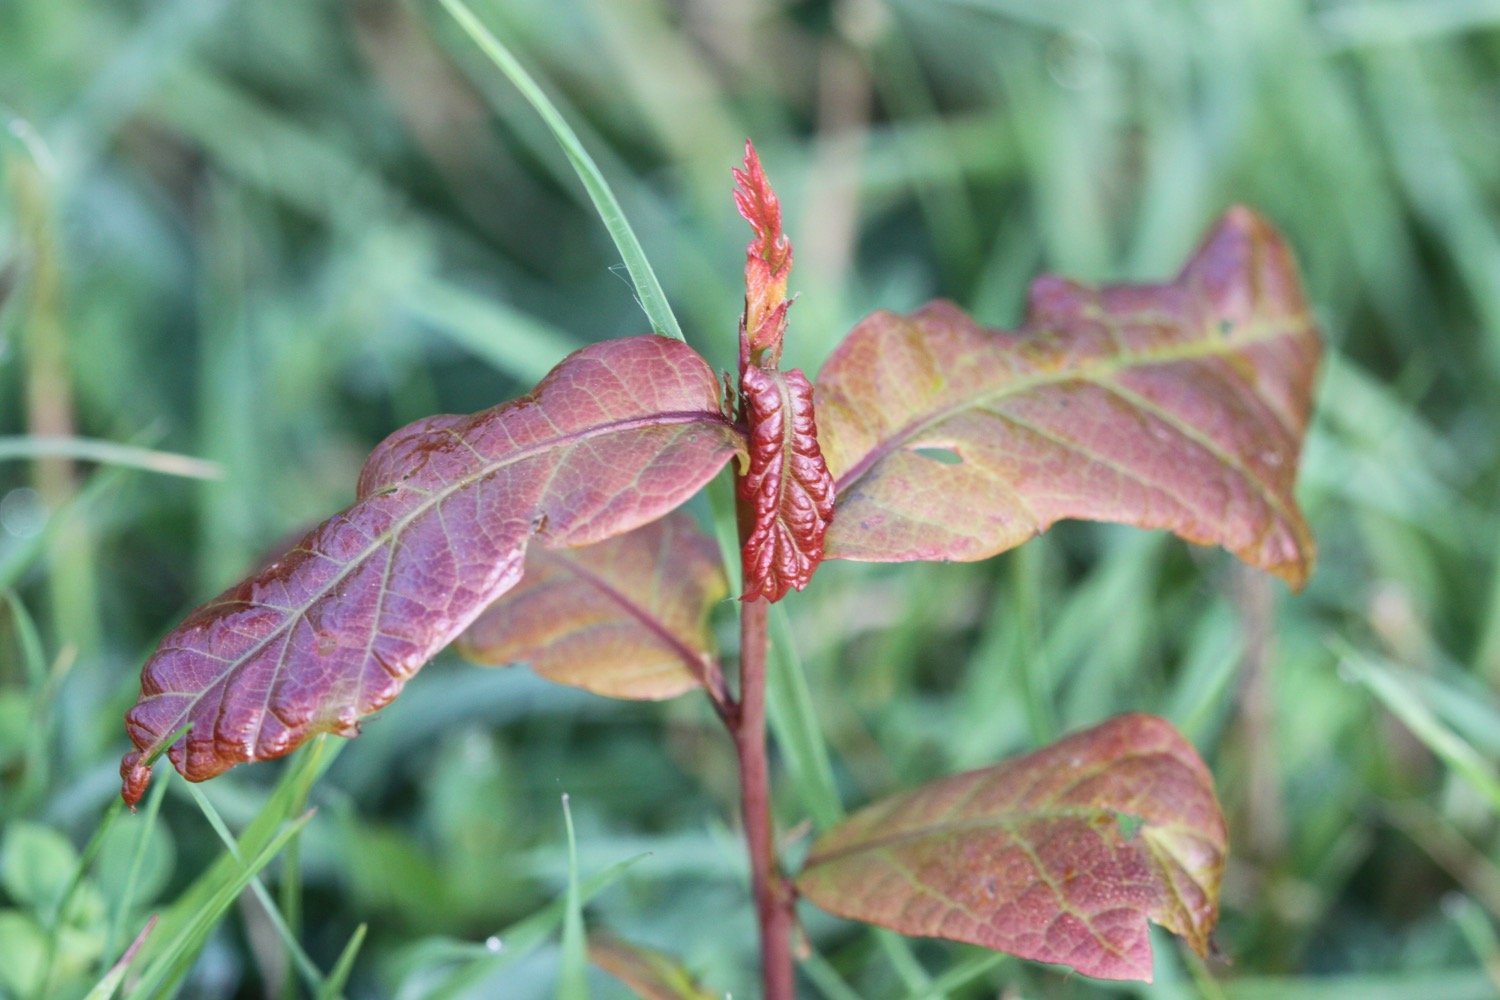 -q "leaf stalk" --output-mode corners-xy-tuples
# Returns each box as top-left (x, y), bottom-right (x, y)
(731, 596), (796, 999)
